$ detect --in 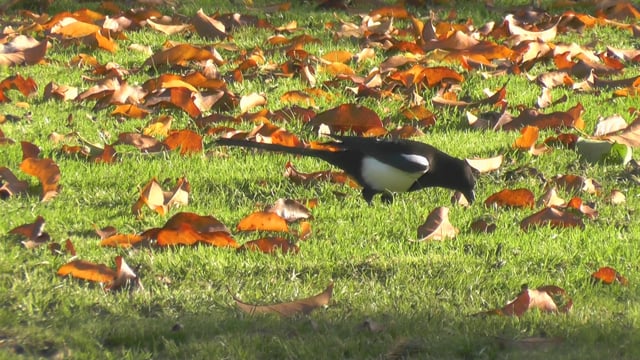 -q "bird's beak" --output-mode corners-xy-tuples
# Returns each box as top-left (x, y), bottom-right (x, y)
(464, 190), (476, 204)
